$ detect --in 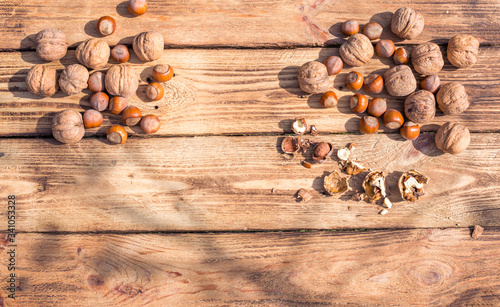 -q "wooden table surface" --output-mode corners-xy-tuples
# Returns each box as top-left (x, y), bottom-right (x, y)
(1, 0), (499, 305)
